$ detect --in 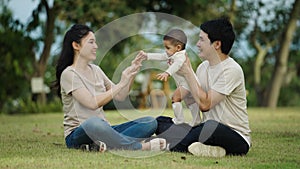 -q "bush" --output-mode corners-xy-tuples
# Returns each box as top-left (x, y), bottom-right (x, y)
(1, 97), (62, 114)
